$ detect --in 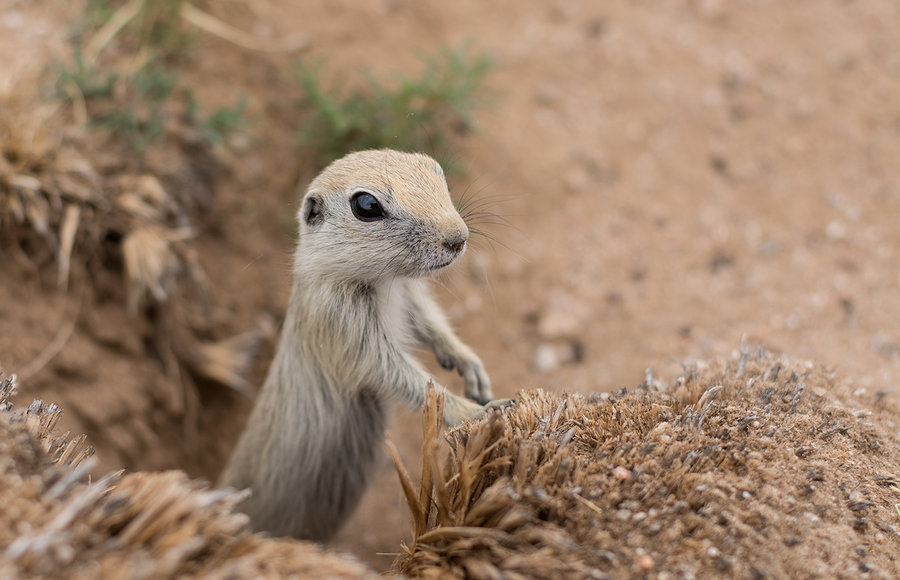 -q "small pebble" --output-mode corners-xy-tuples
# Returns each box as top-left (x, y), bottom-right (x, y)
(637, 554), (654, 570)
(613, 466), (631, 481)
(537, 292), (588, 339)
(533, 343), (560, 373)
